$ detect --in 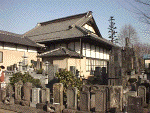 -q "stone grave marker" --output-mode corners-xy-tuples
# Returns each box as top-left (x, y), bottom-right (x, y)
(14, 80), (23, 104)
(110, 86), (123, 111)
(82, 85), (91, 92)
(46, 88), (50, 103)
(67, 87), (77, 109)
(137, 86), (146, 104)
(128, 96), (143, 112)
(22, 82), (32, 106)
(6, 84), (14, 105)
(80, 91), (90, 111)
(41, 89), (46, 103)
(95, 89), (107, 112)
(30, 88), (41, 107)
(0, 89), (6, 102)
(53, 83), (63, 110)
